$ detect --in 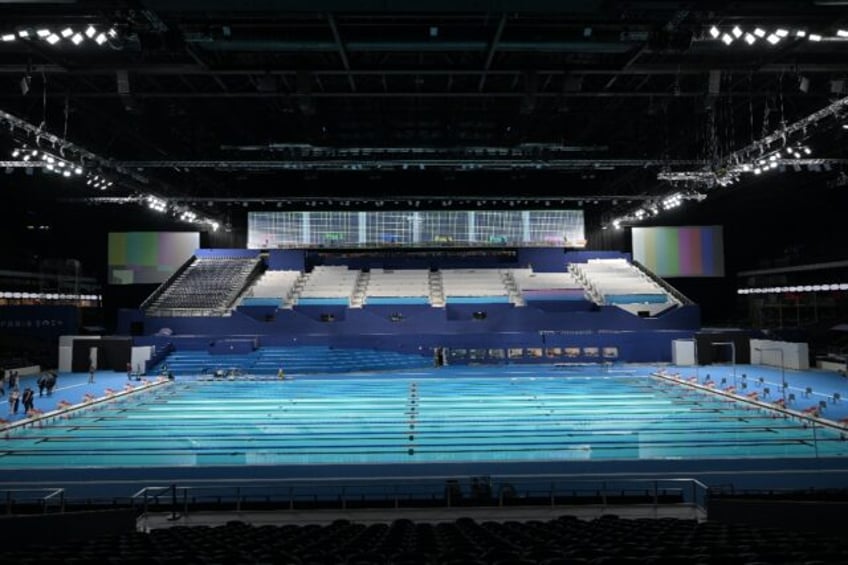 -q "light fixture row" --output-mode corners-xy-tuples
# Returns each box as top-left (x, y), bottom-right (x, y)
(738, 284), (848, 295)
(708, 25), (847, 46)
(714, 145), (814, 187)
(1, 25), (117, 46)
(145, 194), (220, 231)
(0, 292), (101, 301)
(609, 190), (706, 230)
(12, 146), (84, 177)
